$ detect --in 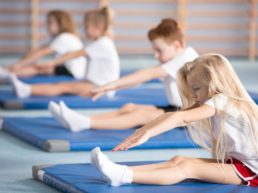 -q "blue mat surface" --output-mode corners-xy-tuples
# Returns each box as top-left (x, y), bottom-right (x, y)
(0, 87), (168, 109)
(3, 117), (197, 152)
(0, 70), (160, 85)
(20, 70), (160, 84)
(33, 161), (257, 193)
(249, 91), (258, 104)
(20, 75), (75, 84)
